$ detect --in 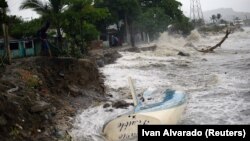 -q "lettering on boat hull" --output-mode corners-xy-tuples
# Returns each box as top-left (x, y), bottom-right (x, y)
(103, 114), (160, 141)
